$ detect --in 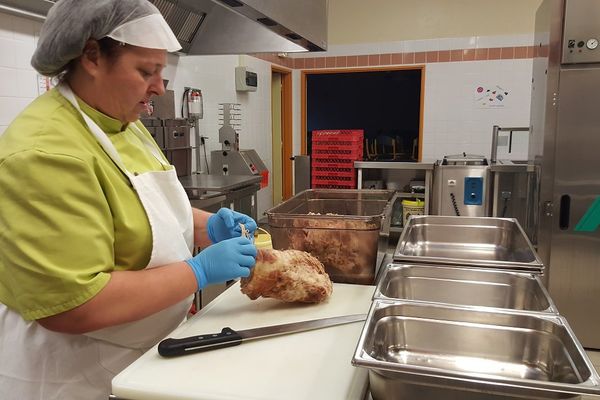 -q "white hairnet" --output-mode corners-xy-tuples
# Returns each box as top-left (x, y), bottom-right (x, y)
(31, 0), (181, 76)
